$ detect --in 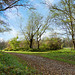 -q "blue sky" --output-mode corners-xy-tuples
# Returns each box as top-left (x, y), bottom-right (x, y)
(0, 0), (65, 41)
